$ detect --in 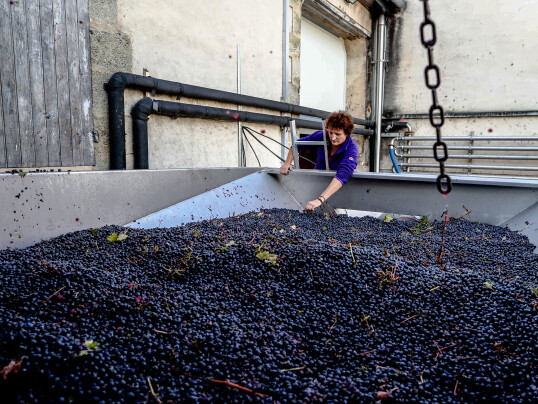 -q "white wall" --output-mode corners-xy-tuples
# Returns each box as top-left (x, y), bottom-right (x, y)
(382, 0), (538, 175)
(117, 0), (284, 169)
(386, 0), (538, 113)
